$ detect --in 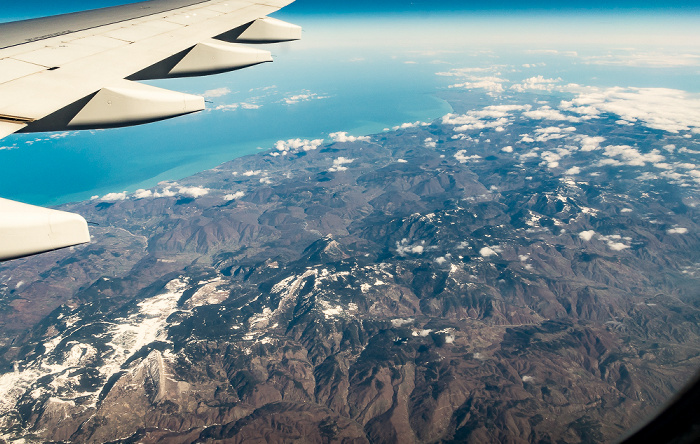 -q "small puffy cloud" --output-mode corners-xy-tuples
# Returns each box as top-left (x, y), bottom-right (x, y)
(215, 102), (260, 111)
(136, 184), (209, 199)
(100, 191), (128, 202)
(534, 126), (576, 142)
(133, 189), (152, 199)
(329, 157), (355, 172)
(153, 186), (177, 198)
(449, 76), (507, 94)
(329, 132), (370, 143)
(599, 234), (631, 251)
(424, 137), (437, 148)
(437, 68), (509, 95)
(224, 191), (245, 201)
(282, 91), (329, 105)
(396, 238), (426, 256)
(178, 186), (209, 198)
(479, 247), (498, 257)
(577, 135), (605, 151)
(203, 87), (231, 98)
(511, 75), (562, 92)
(607, 241), (630, 251)
(578, 230), (596, 241)
(667, 227), (689, 234)
(523, 106), (580, 122)
(215, 104), (239, 111)
(442, 105), (530, 134)
(565, 166), (581, 175)
(391, 121), (430, 131)
(502, 146), (513, 153)
(540, 151), (562, 168)
(397, 159), (408, 163)
(454, 150), (481, 163)
(271, 138), (324, 156)
(603, 145), (665, 166)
